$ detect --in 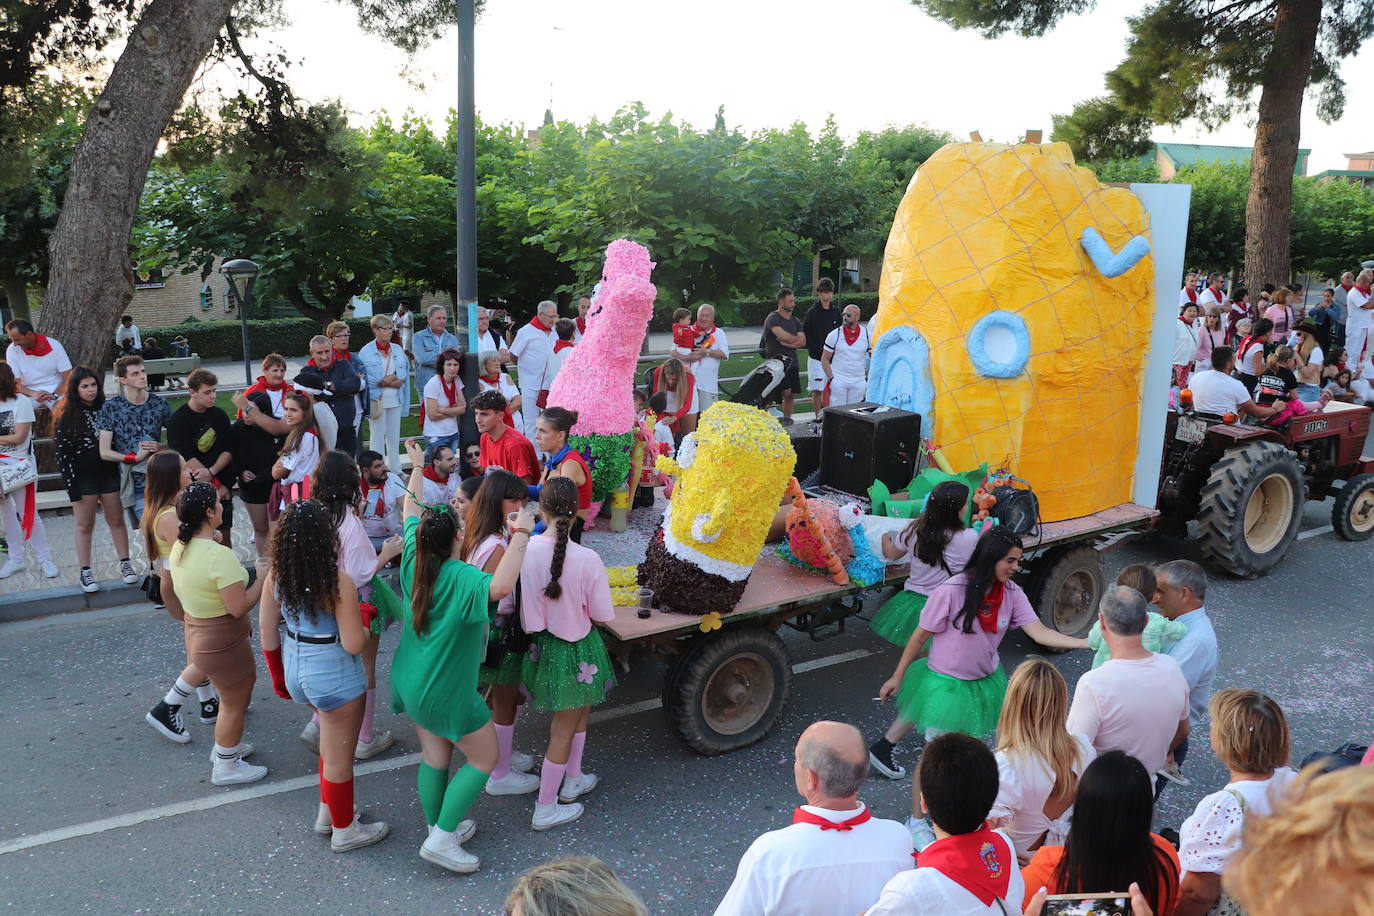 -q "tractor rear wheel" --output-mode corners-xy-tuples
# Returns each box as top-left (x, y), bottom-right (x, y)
(1332, 474), (1374, 541)
(1196, 441), (1303, 578)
